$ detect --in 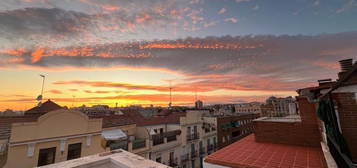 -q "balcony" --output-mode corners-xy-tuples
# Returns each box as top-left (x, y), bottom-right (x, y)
(199, 147), (206, 156)
(152, 134), (164, 146)
(132, 138), (146, 150)
(190, 150), (198, 159)
(152, 130), (181, 146)
(186, 133), (199, 141)
(181, 154), (189, 163)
